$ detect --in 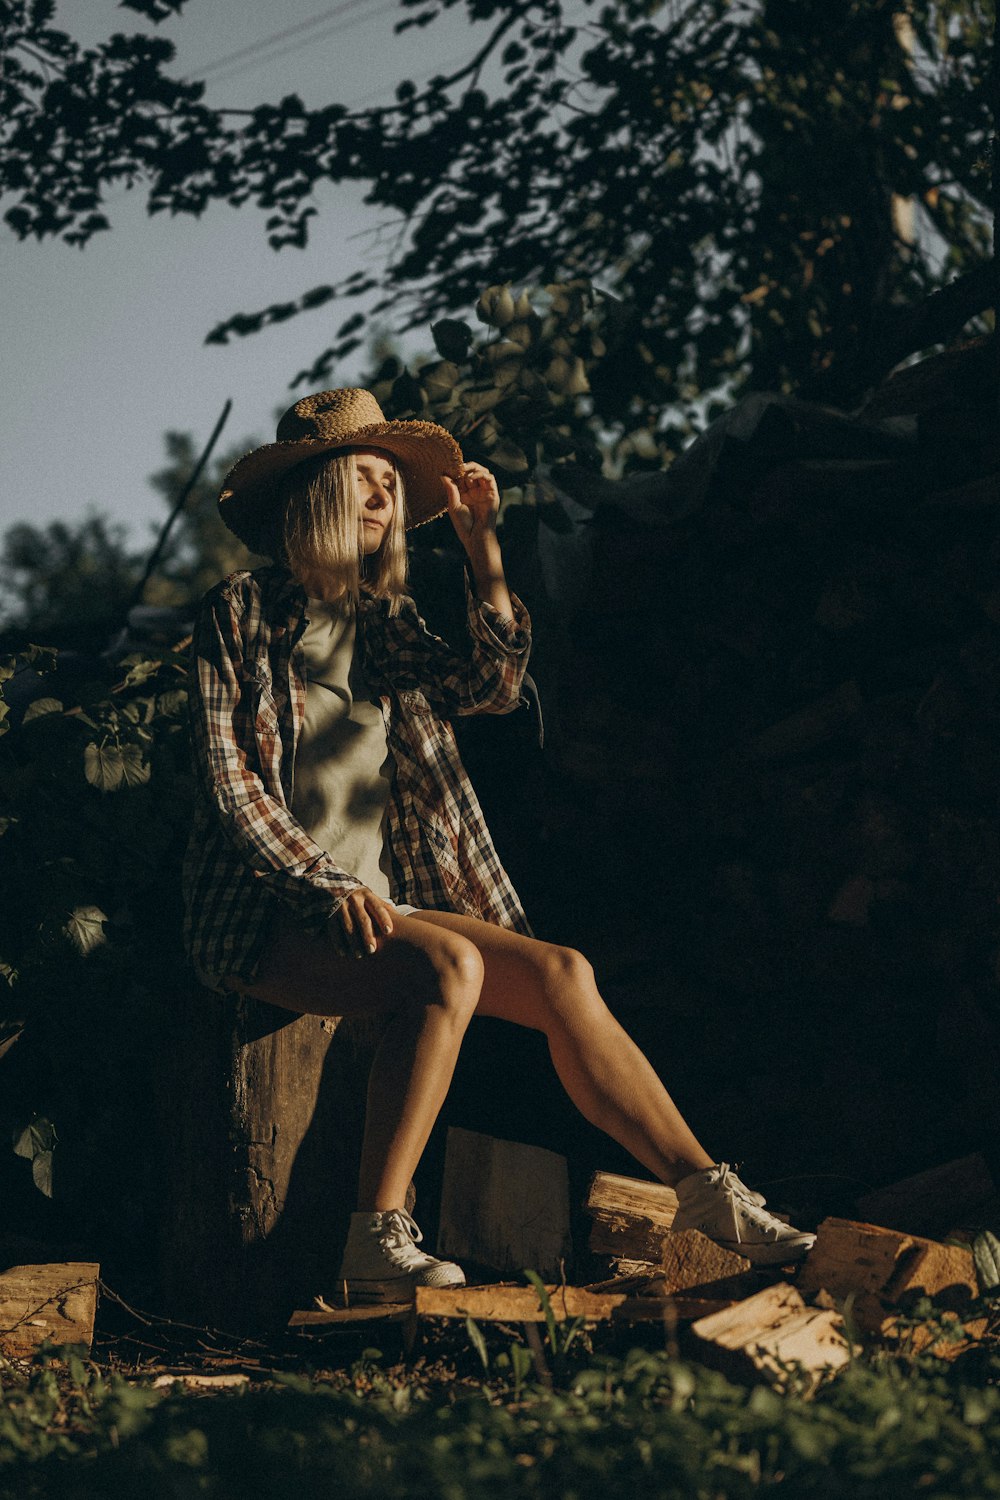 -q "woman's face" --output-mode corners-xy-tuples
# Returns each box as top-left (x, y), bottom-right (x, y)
(350, 447), (398, 554)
